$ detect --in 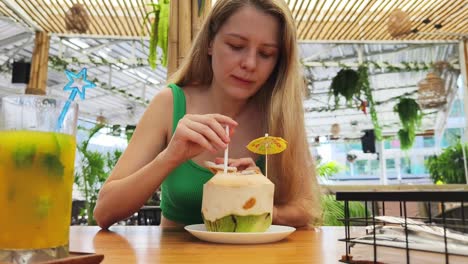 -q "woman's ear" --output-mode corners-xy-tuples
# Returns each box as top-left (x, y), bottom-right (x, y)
(208, 41), (213, 55)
